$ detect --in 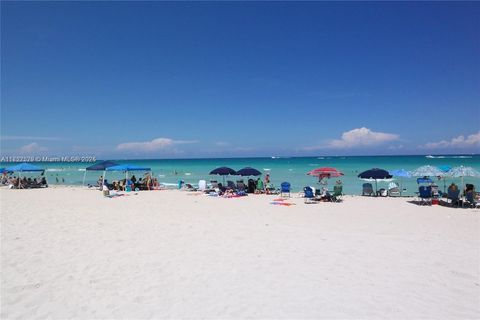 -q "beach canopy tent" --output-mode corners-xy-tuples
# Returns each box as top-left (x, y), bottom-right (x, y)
(5, 163), (46, 187)
(389, 169), (411, 196)
(104, 164), (151, 186)
(358, 168), (393, 195)
(86, 161), (119, 171)
(5, 162), (45, 173)
(82, 160), (119, 185)
(209, 167), (237, 184)
(236, 167), (262, 176)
